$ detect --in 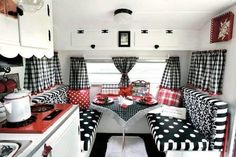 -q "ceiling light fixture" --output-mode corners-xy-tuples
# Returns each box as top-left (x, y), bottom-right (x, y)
(114, 8), (133, 24)
(13, 0), (44, 12)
